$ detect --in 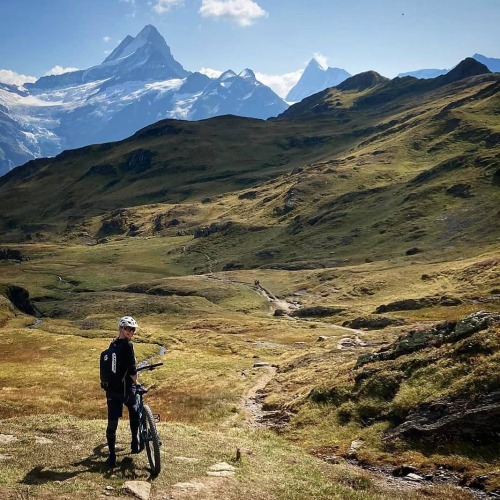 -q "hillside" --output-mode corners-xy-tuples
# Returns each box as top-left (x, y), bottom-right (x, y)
(0, 61), (499, 499)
